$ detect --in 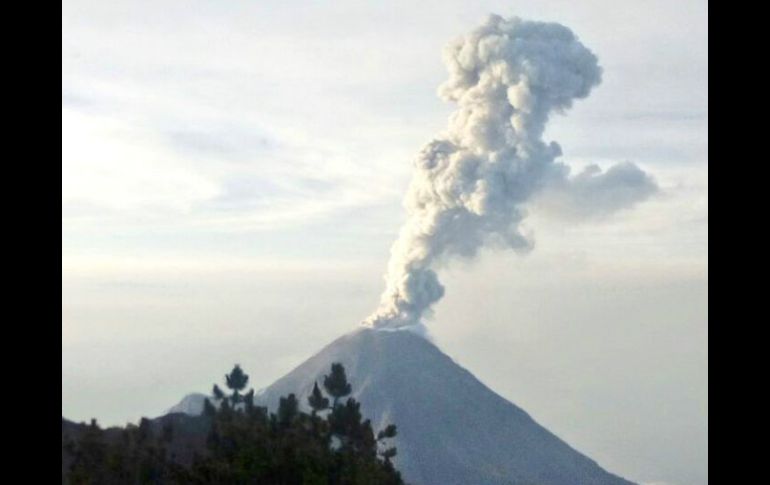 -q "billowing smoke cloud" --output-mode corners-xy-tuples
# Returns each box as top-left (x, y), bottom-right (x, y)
(364, 15), (657, 329)
(535, 161), (658, 220)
